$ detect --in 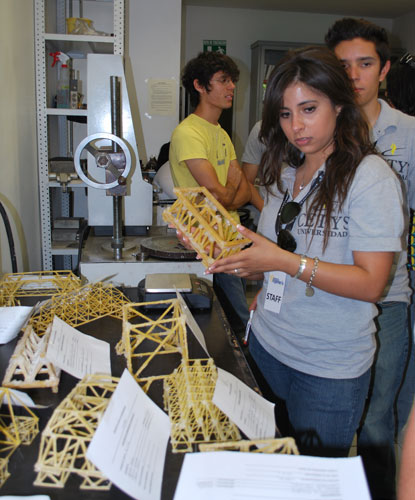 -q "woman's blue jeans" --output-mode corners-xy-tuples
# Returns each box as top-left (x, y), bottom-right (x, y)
(357, 300), (410, 500)
(249, 332), (371, 457)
